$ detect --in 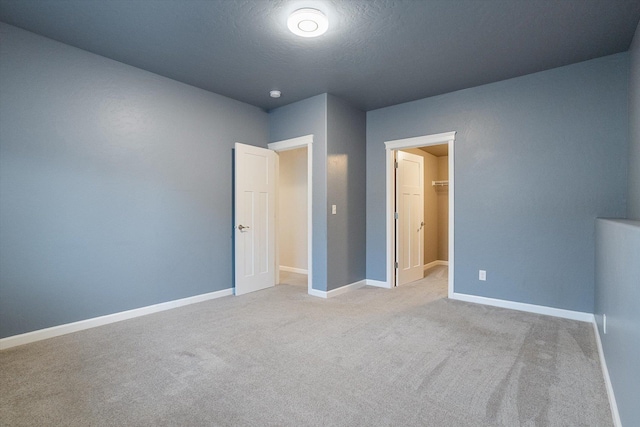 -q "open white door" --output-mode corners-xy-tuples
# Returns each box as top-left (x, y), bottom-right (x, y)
(234, 143), (277, 296)
(396, 150), (424, 286)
